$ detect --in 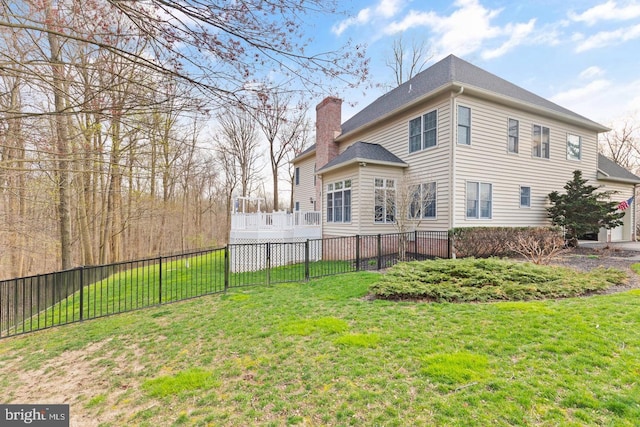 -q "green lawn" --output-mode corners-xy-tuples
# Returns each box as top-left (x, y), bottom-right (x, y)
(1, 270), (639, 426)
(15, 250), (352, 335)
